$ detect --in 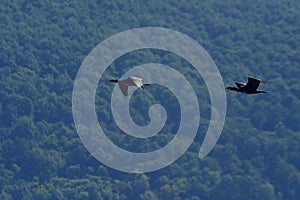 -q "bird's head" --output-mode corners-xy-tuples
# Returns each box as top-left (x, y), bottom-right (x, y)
(109, 79), (118, 83)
